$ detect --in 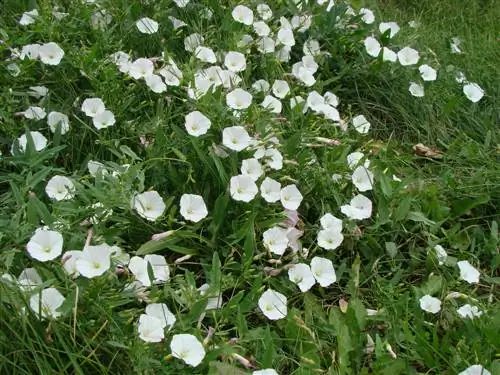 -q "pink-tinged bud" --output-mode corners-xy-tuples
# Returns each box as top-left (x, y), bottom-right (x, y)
(151, 230), (174, 241)
(314, 137), (341, 146)
(283, 209), (299, 227)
